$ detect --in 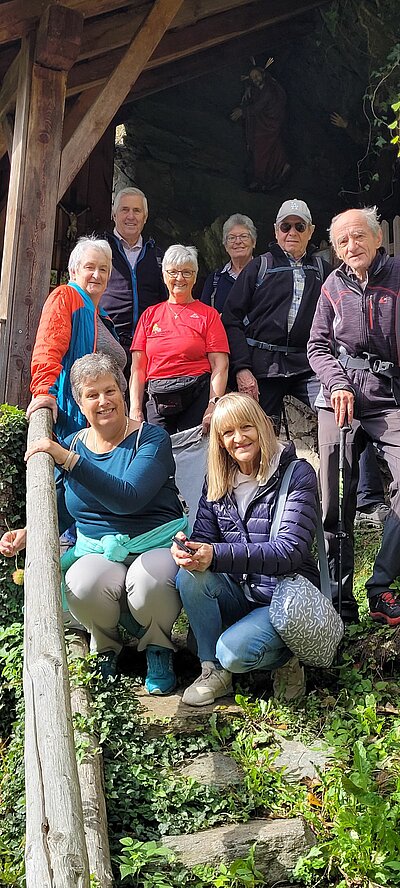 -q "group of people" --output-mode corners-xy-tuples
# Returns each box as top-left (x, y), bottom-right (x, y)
(1, 184), (400, 706)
